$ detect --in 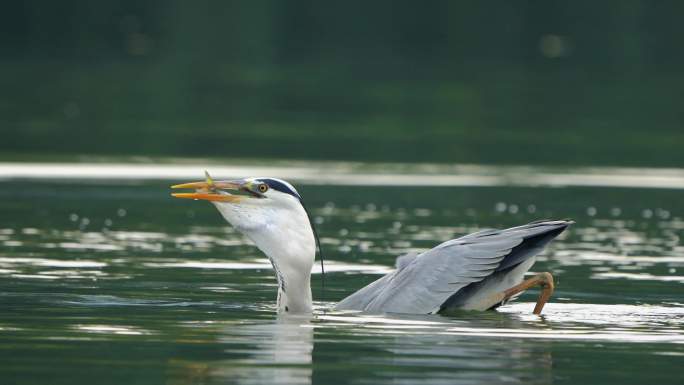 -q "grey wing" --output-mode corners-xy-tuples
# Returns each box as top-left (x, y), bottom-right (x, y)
(335, 252), (418, 311)
(362, 232), (524, 314)
(335, 220), (571, 314)
(395, 251), (420, 270)
(335, 234), (522, 313)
